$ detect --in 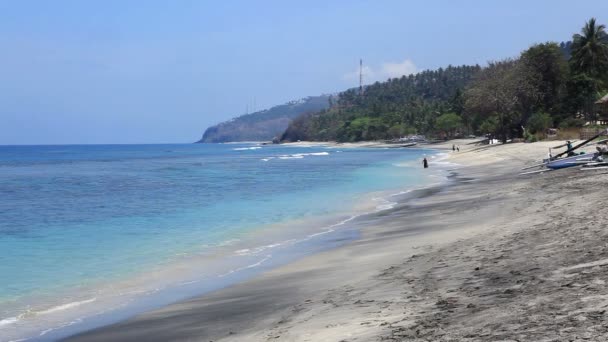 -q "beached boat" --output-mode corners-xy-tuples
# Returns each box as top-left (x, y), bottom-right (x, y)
(545, 154), (593, 170)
